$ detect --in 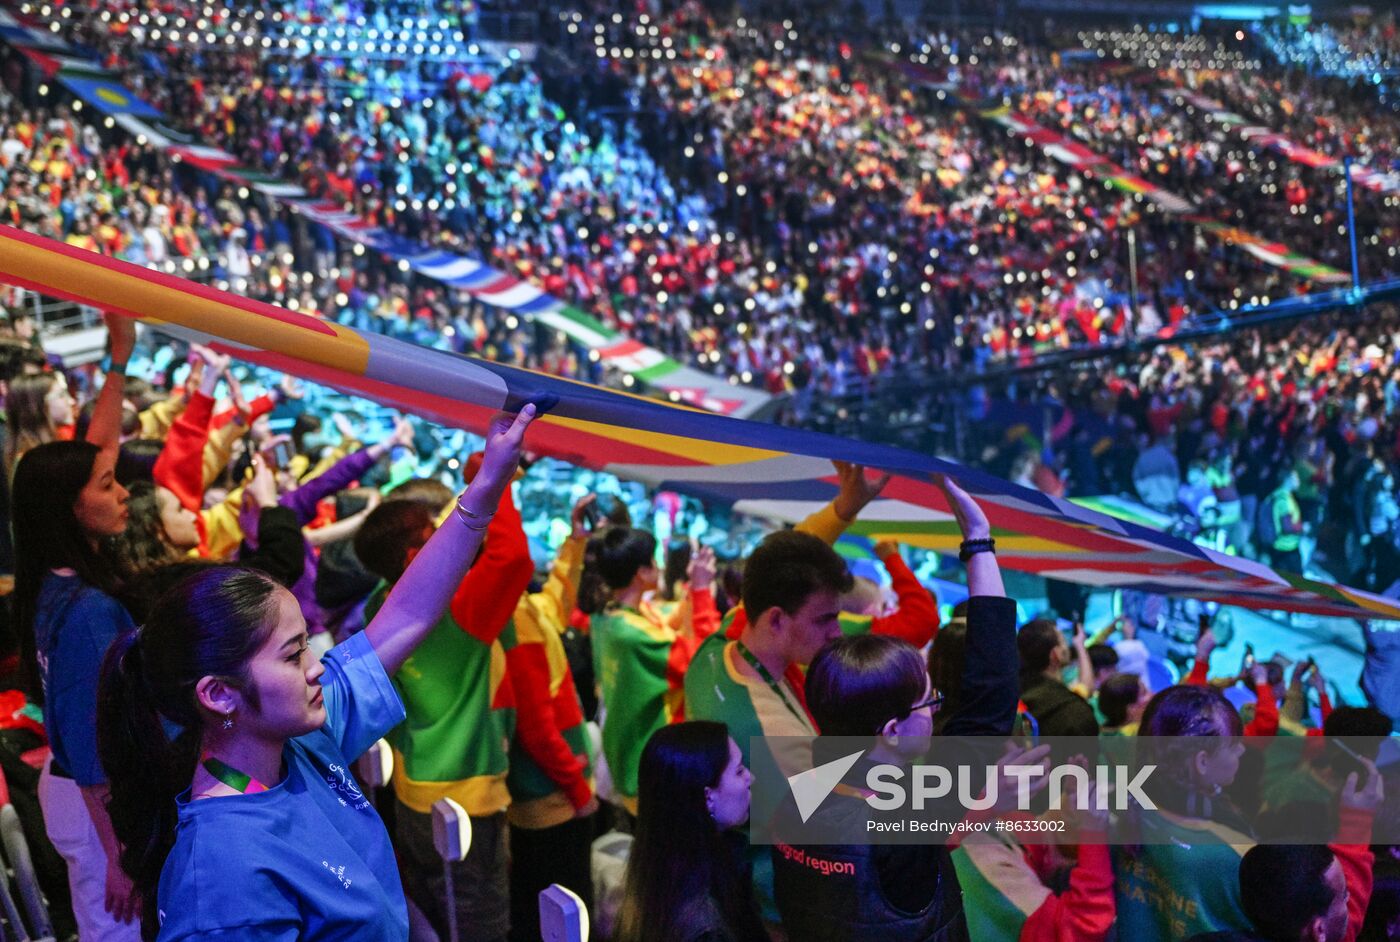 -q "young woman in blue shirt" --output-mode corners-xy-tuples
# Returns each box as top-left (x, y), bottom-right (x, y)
(96, 404), (537, 941)
(13, 315), (139, 942)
